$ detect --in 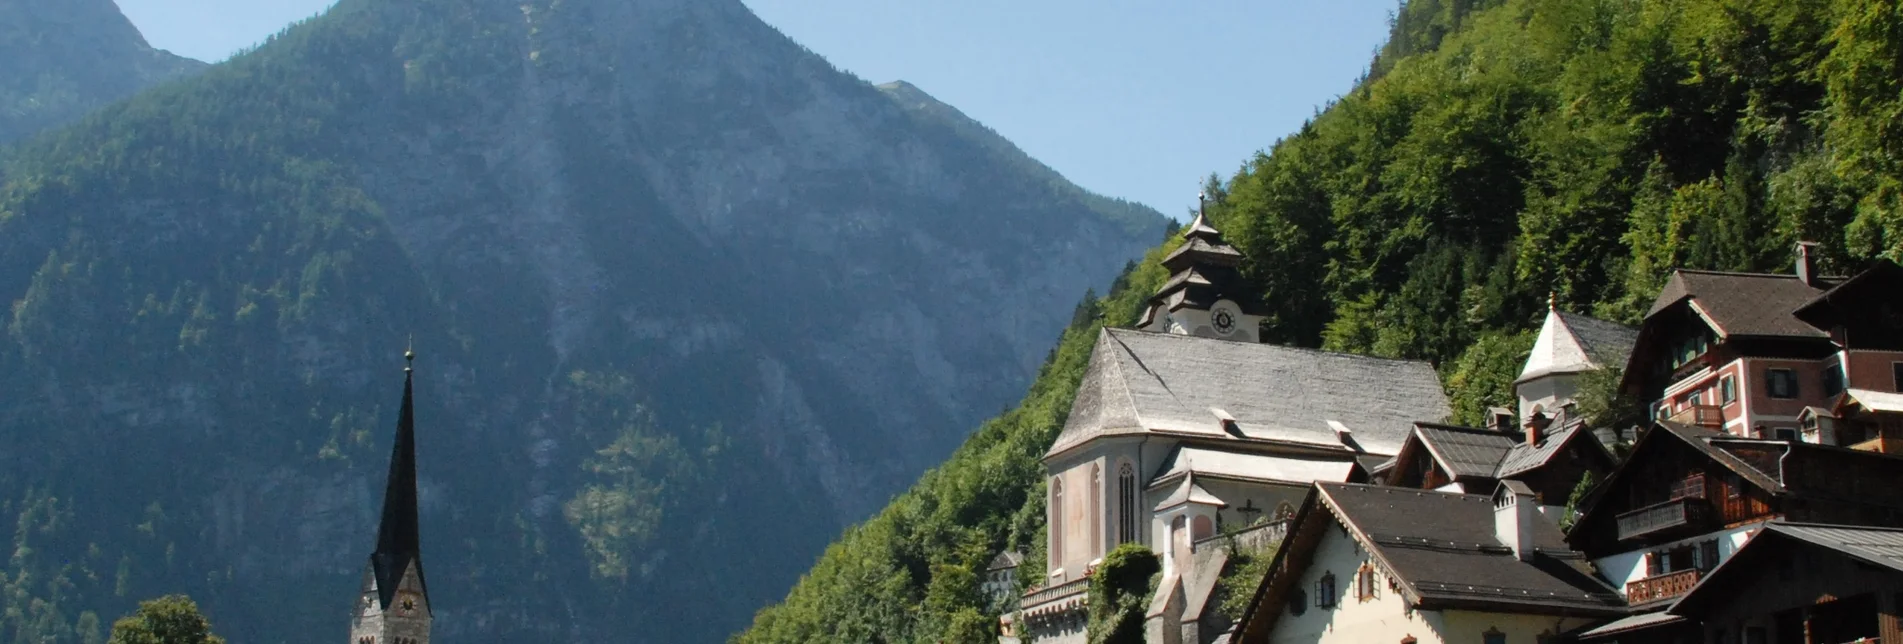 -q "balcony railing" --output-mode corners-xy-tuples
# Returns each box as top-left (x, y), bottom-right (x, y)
(1616, 498), (1712, 542)
(1020, 577), (1089, 614)
(1668, 404), (1725, 429)
(1626, 569), (1701, 604)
